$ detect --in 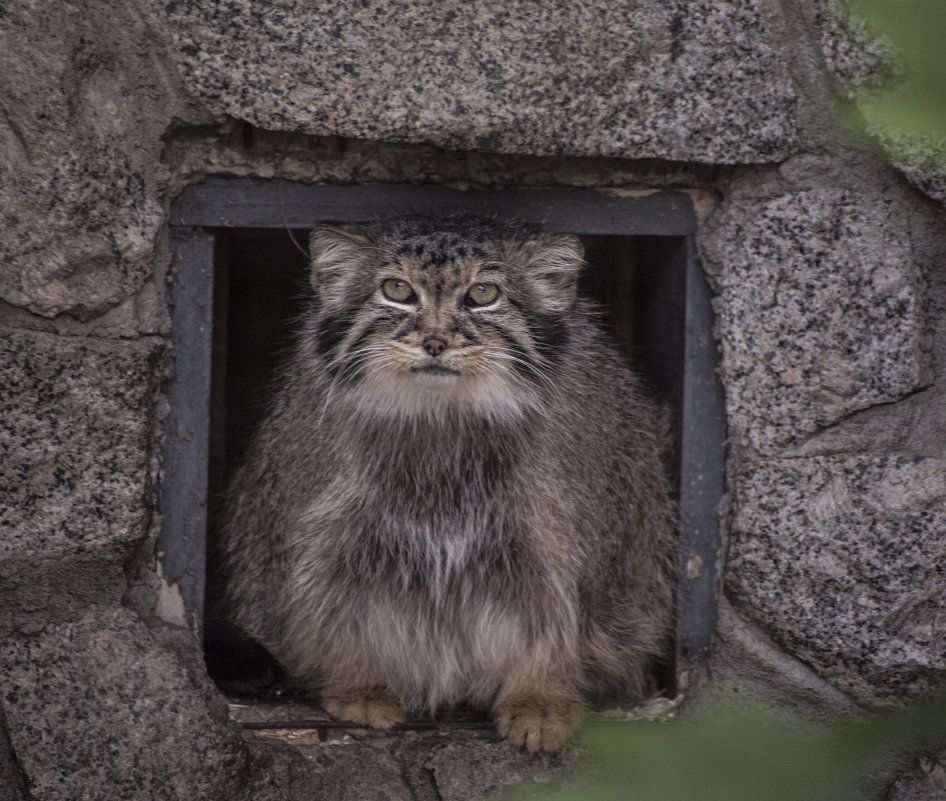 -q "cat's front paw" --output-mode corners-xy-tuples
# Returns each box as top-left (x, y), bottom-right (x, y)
(494, 694), (584, 753)
(323, 687), (406, 730)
